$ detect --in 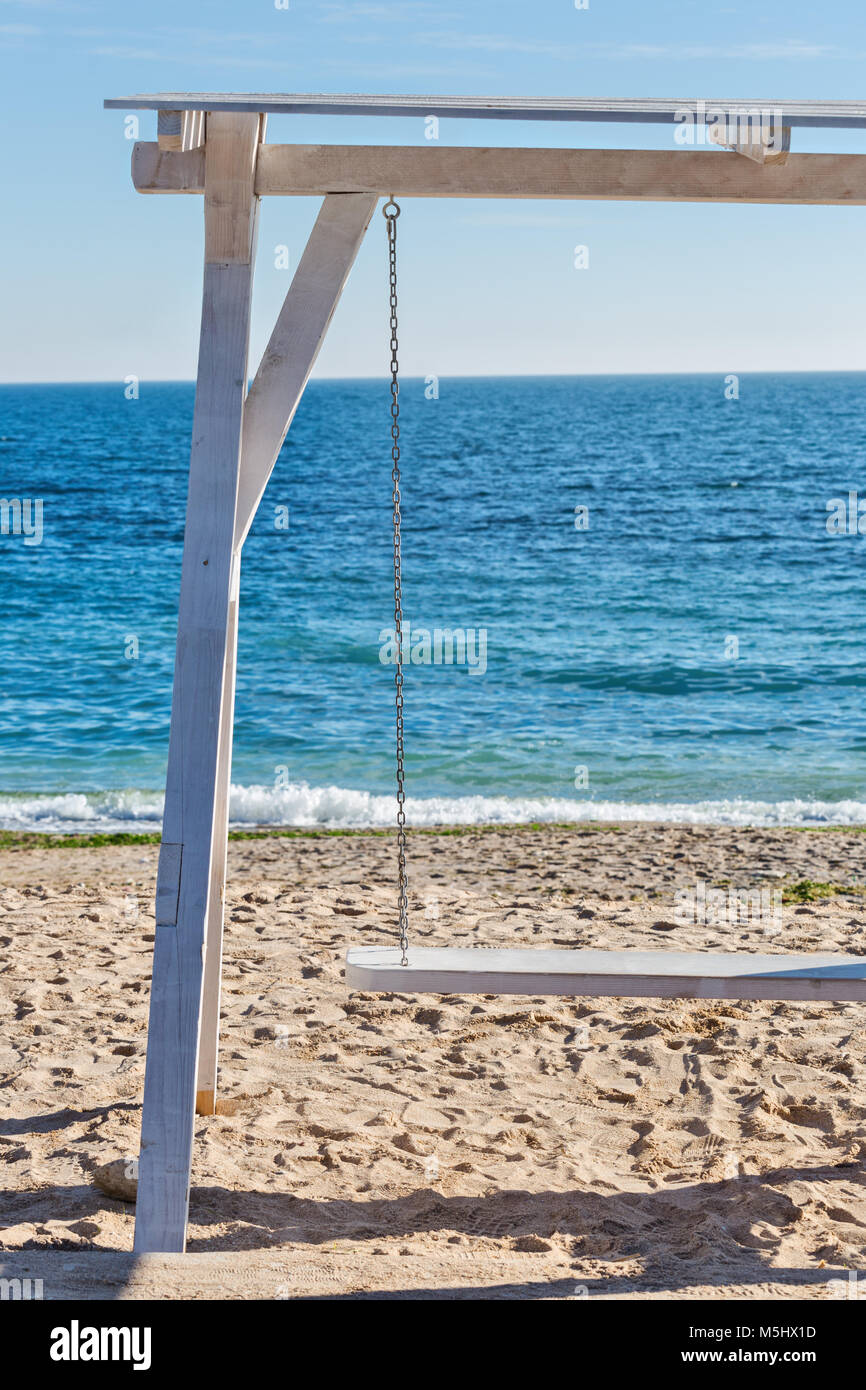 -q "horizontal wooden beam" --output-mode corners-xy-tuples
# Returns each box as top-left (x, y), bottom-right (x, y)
(132, 142), (866, 204)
